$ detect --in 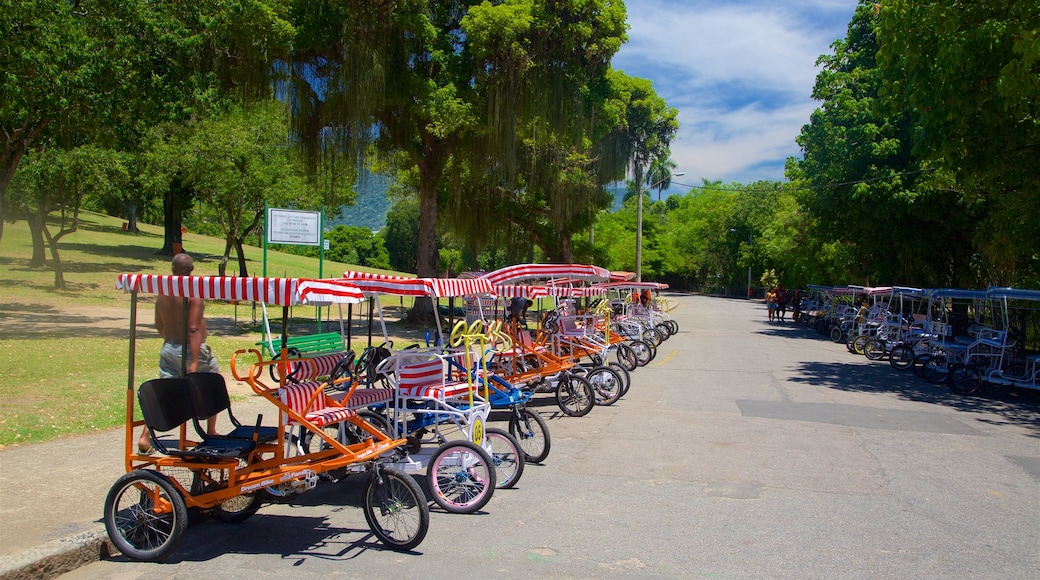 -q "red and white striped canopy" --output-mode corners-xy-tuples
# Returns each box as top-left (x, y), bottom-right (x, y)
(596, 281), (669, 291)
(494, 284), (606, 299)
(480, 263), (610, 285)
(116, 275), (364, 306)
(340, 271), (496, 298)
